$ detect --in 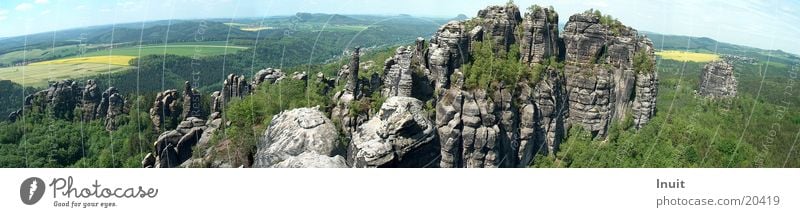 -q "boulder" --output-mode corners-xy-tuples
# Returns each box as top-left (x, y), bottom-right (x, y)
(253, 107), (346, 168)
(350, 96), (438, 167)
